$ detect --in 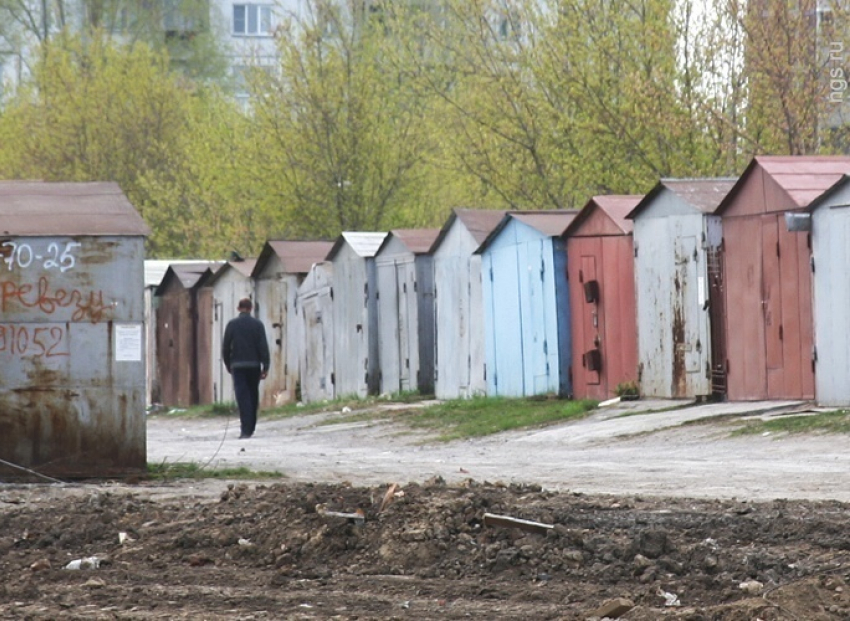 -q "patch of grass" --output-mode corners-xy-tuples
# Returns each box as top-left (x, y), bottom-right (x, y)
(209, 401), (237, 415)
(730, 410), (850, 437)
(389, 396), (598, 441)
(152, 393), (436, 420)
(385, 390), (433, 403)
(146, 462), (284, 481)
(263, 395), (371, 418)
